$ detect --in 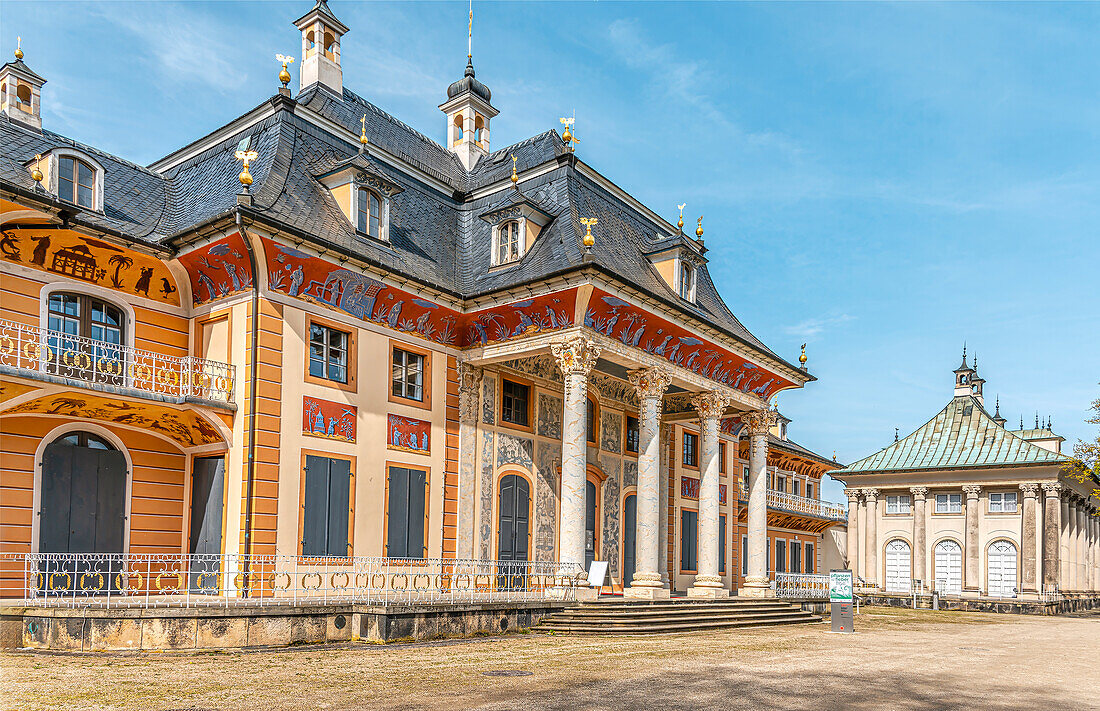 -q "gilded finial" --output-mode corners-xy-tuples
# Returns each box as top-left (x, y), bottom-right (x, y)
(235, 149), (259, 190)
(677, 203), (686, 232)
(510, 155), (518, 186)
(559, 115), (576, 151)
(14, 37), (22, 61)
(580, 217), (598, 250)
(359, 114), (369, 151)
(276, 54), (294, 88)
(695, 216), (704, 239)
(30, 154), (43, 185)
(799, 343), (807, 368)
